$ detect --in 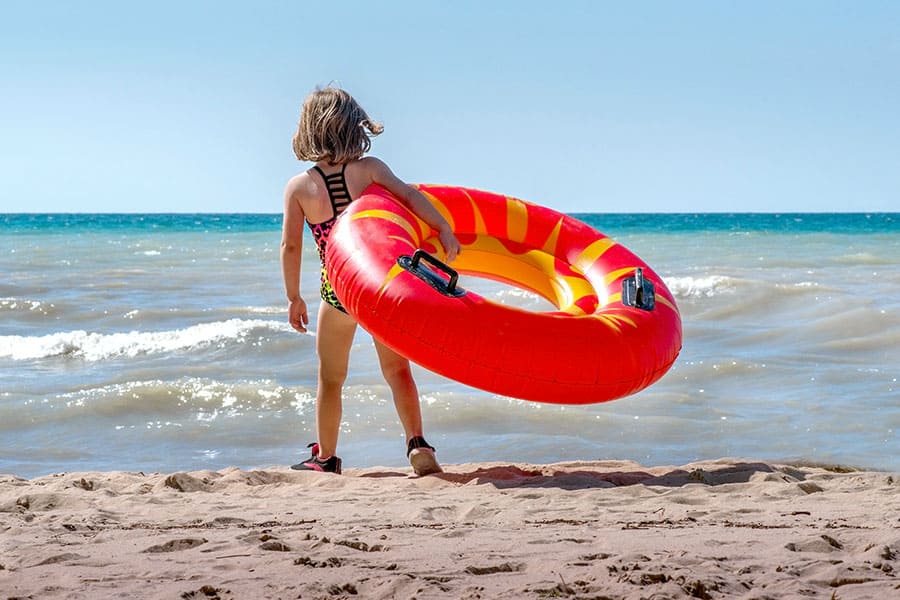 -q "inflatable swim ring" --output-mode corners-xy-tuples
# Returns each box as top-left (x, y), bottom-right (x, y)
(326, 184), (682, 404)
